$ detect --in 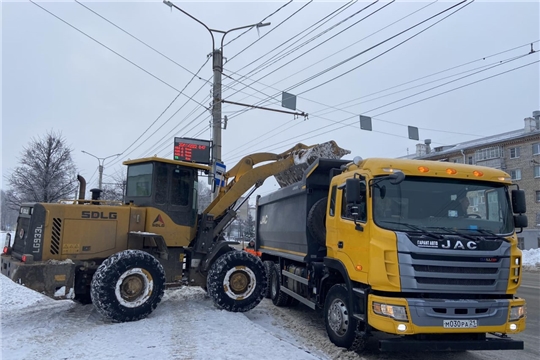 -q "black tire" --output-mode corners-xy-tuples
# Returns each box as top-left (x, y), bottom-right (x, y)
(207, 250), (267, 312)
(90, 250), (165, 322)
(271, 264), (290, 307)
(307, 197), (328, 246)
(263, 261), (274, 299)
(324, 284), (360, 349)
